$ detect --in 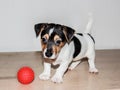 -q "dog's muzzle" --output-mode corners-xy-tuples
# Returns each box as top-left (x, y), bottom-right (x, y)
(45, 48), (53, 57)
(43, 48), (57, 63)
(43, 48), (57, 60)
